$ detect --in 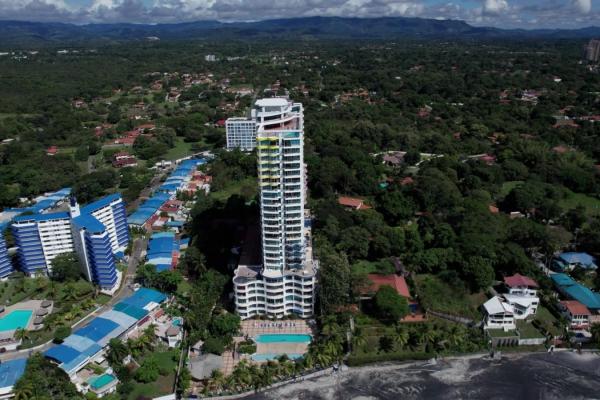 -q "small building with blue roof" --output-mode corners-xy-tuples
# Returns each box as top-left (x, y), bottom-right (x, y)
(553, 252), (598, 272)
(44, 287), (167, 376)
(551, 273), (600, 310)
